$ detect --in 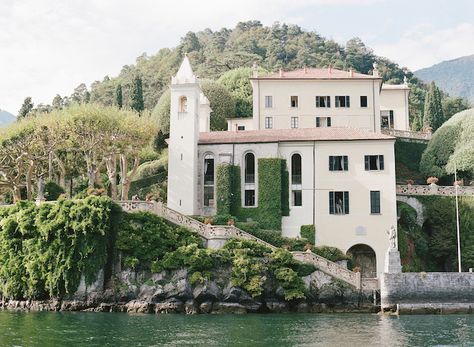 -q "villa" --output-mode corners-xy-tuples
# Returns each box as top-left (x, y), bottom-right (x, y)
(167, 56), (410, 277)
